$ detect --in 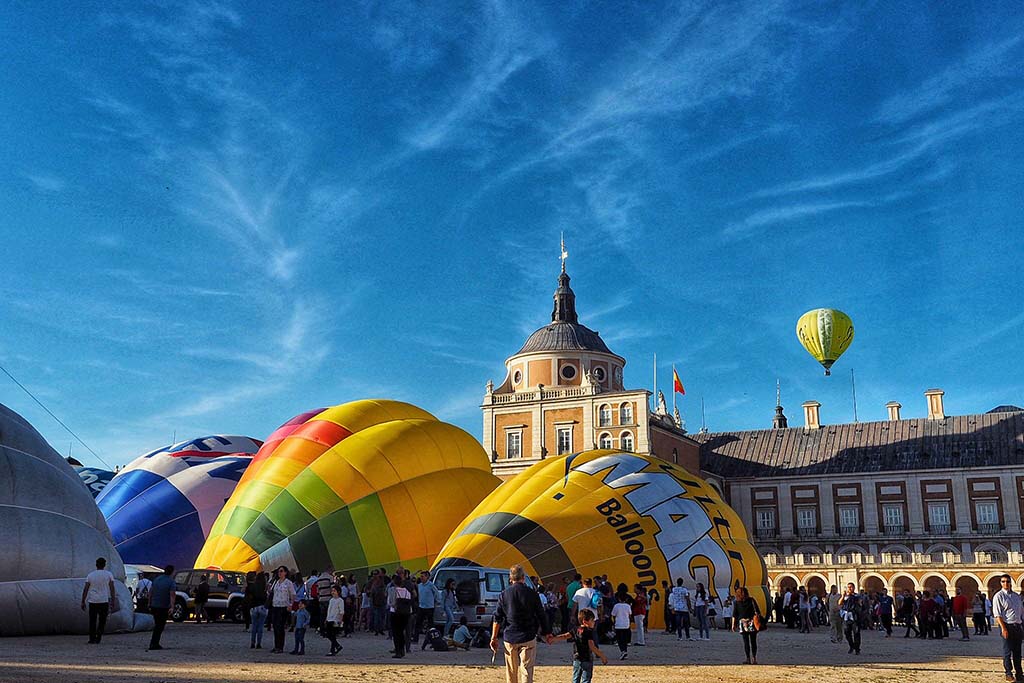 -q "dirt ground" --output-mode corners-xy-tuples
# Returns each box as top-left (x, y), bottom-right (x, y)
(0, 620), (1006, 683)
